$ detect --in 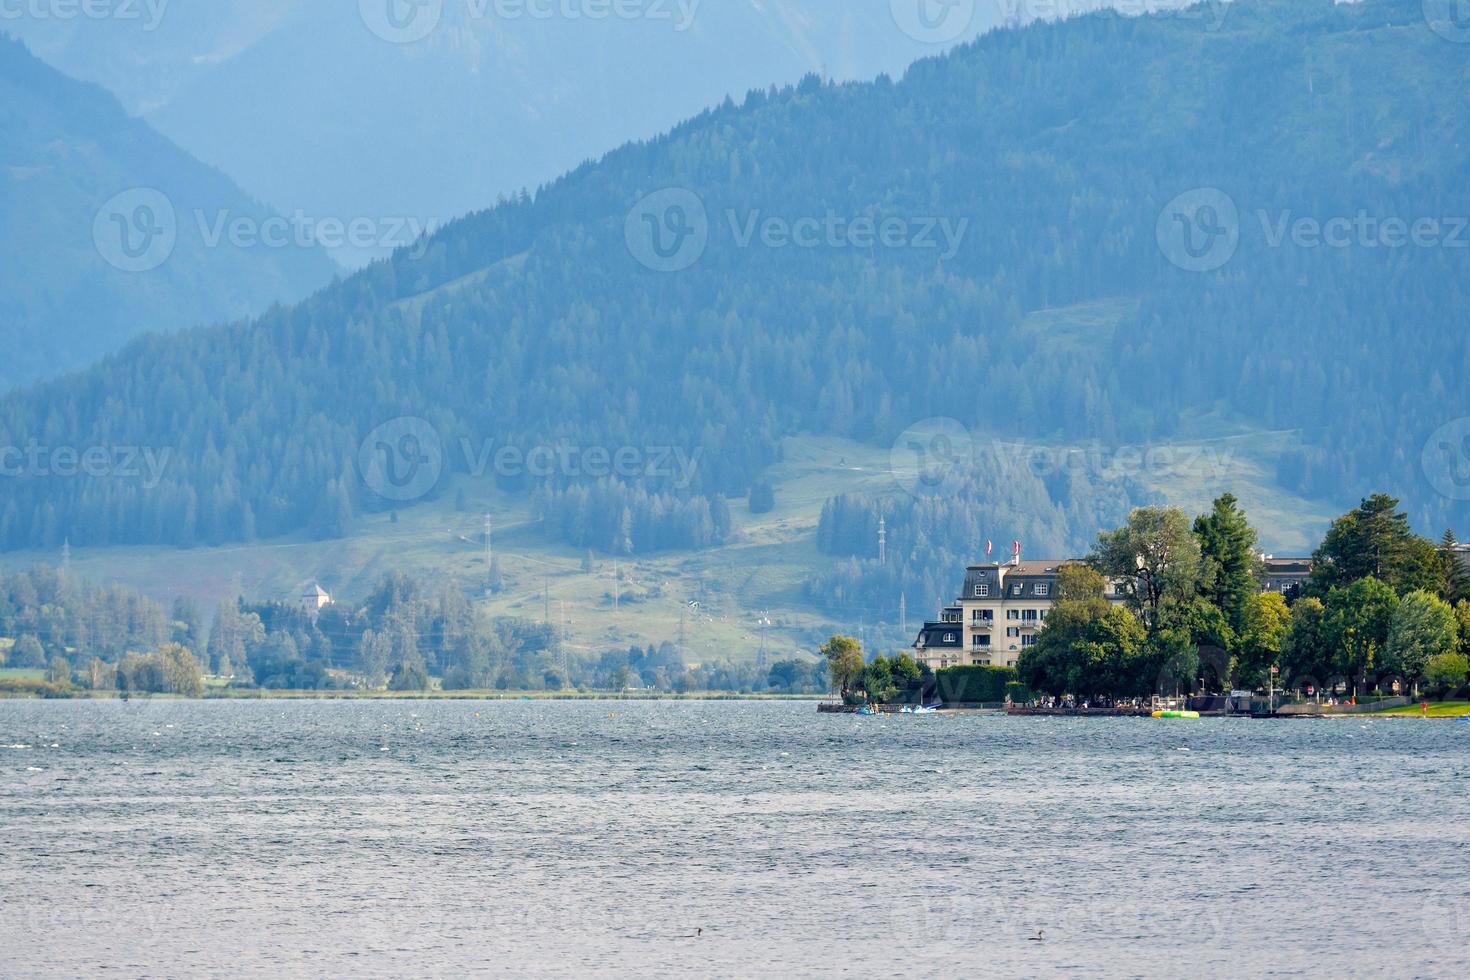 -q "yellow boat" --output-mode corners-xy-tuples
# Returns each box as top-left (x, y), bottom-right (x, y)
(1151, 709), (1200, 719)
